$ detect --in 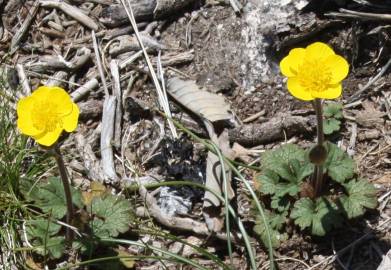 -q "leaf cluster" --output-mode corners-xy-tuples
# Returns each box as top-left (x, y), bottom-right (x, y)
(25, 179), (134, 259)
(254, 143), (377, 247)
(323, 102), (343, 135)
